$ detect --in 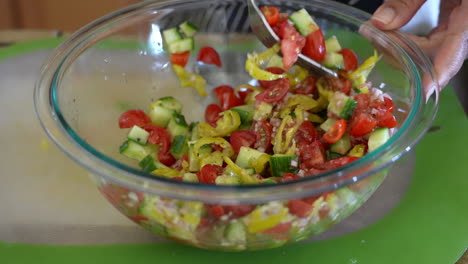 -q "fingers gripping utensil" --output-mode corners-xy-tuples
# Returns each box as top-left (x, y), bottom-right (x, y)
(247, 0), (338, 77)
